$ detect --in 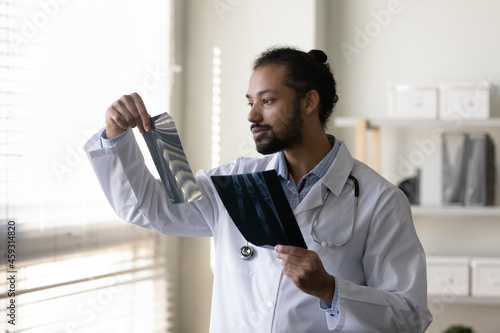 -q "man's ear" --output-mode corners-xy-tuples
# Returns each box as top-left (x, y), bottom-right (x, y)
(303, 90), (320, 115)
